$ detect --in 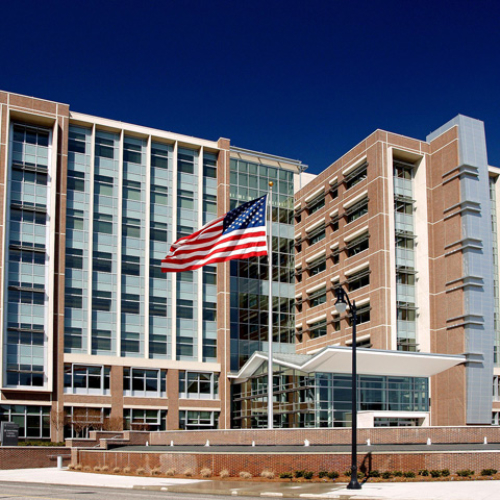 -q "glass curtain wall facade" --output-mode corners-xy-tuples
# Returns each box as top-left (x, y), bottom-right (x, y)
(394, 159), (418, 351)
(232, 364), (428, 428)
(229, 158), (296, 371)
(4, 123), (51, 389)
